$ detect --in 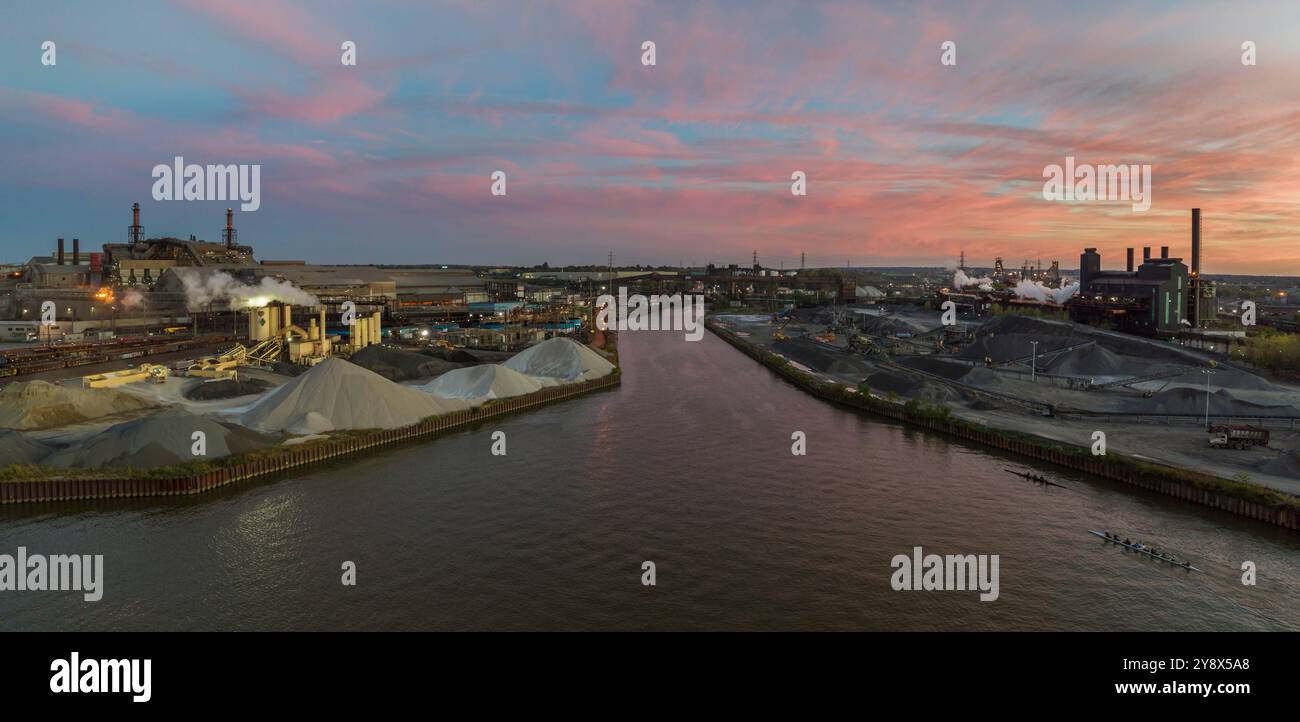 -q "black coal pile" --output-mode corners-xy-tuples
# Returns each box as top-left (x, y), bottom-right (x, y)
(348, 345), (462, 382)
(185, 377), (274, 400)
